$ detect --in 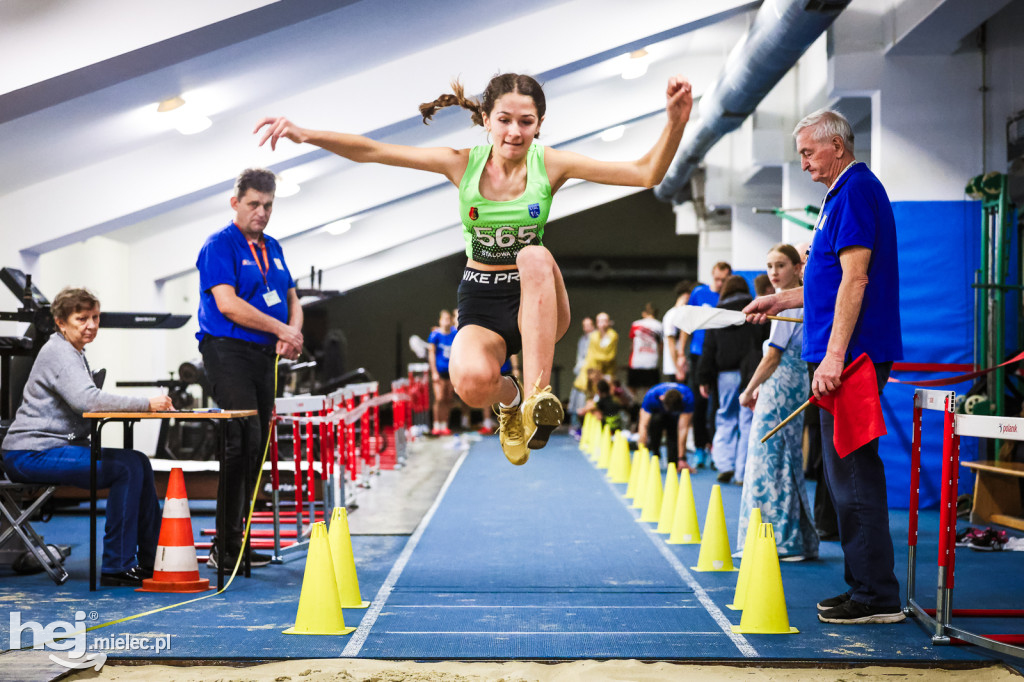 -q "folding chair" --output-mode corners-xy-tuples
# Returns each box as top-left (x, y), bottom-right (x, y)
(0, 461), (70, 585)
